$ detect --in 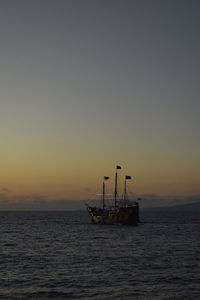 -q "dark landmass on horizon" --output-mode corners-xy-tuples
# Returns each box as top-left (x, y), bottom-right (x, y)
(142, 201), (200, 211)
(0, 198), (199, 211)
